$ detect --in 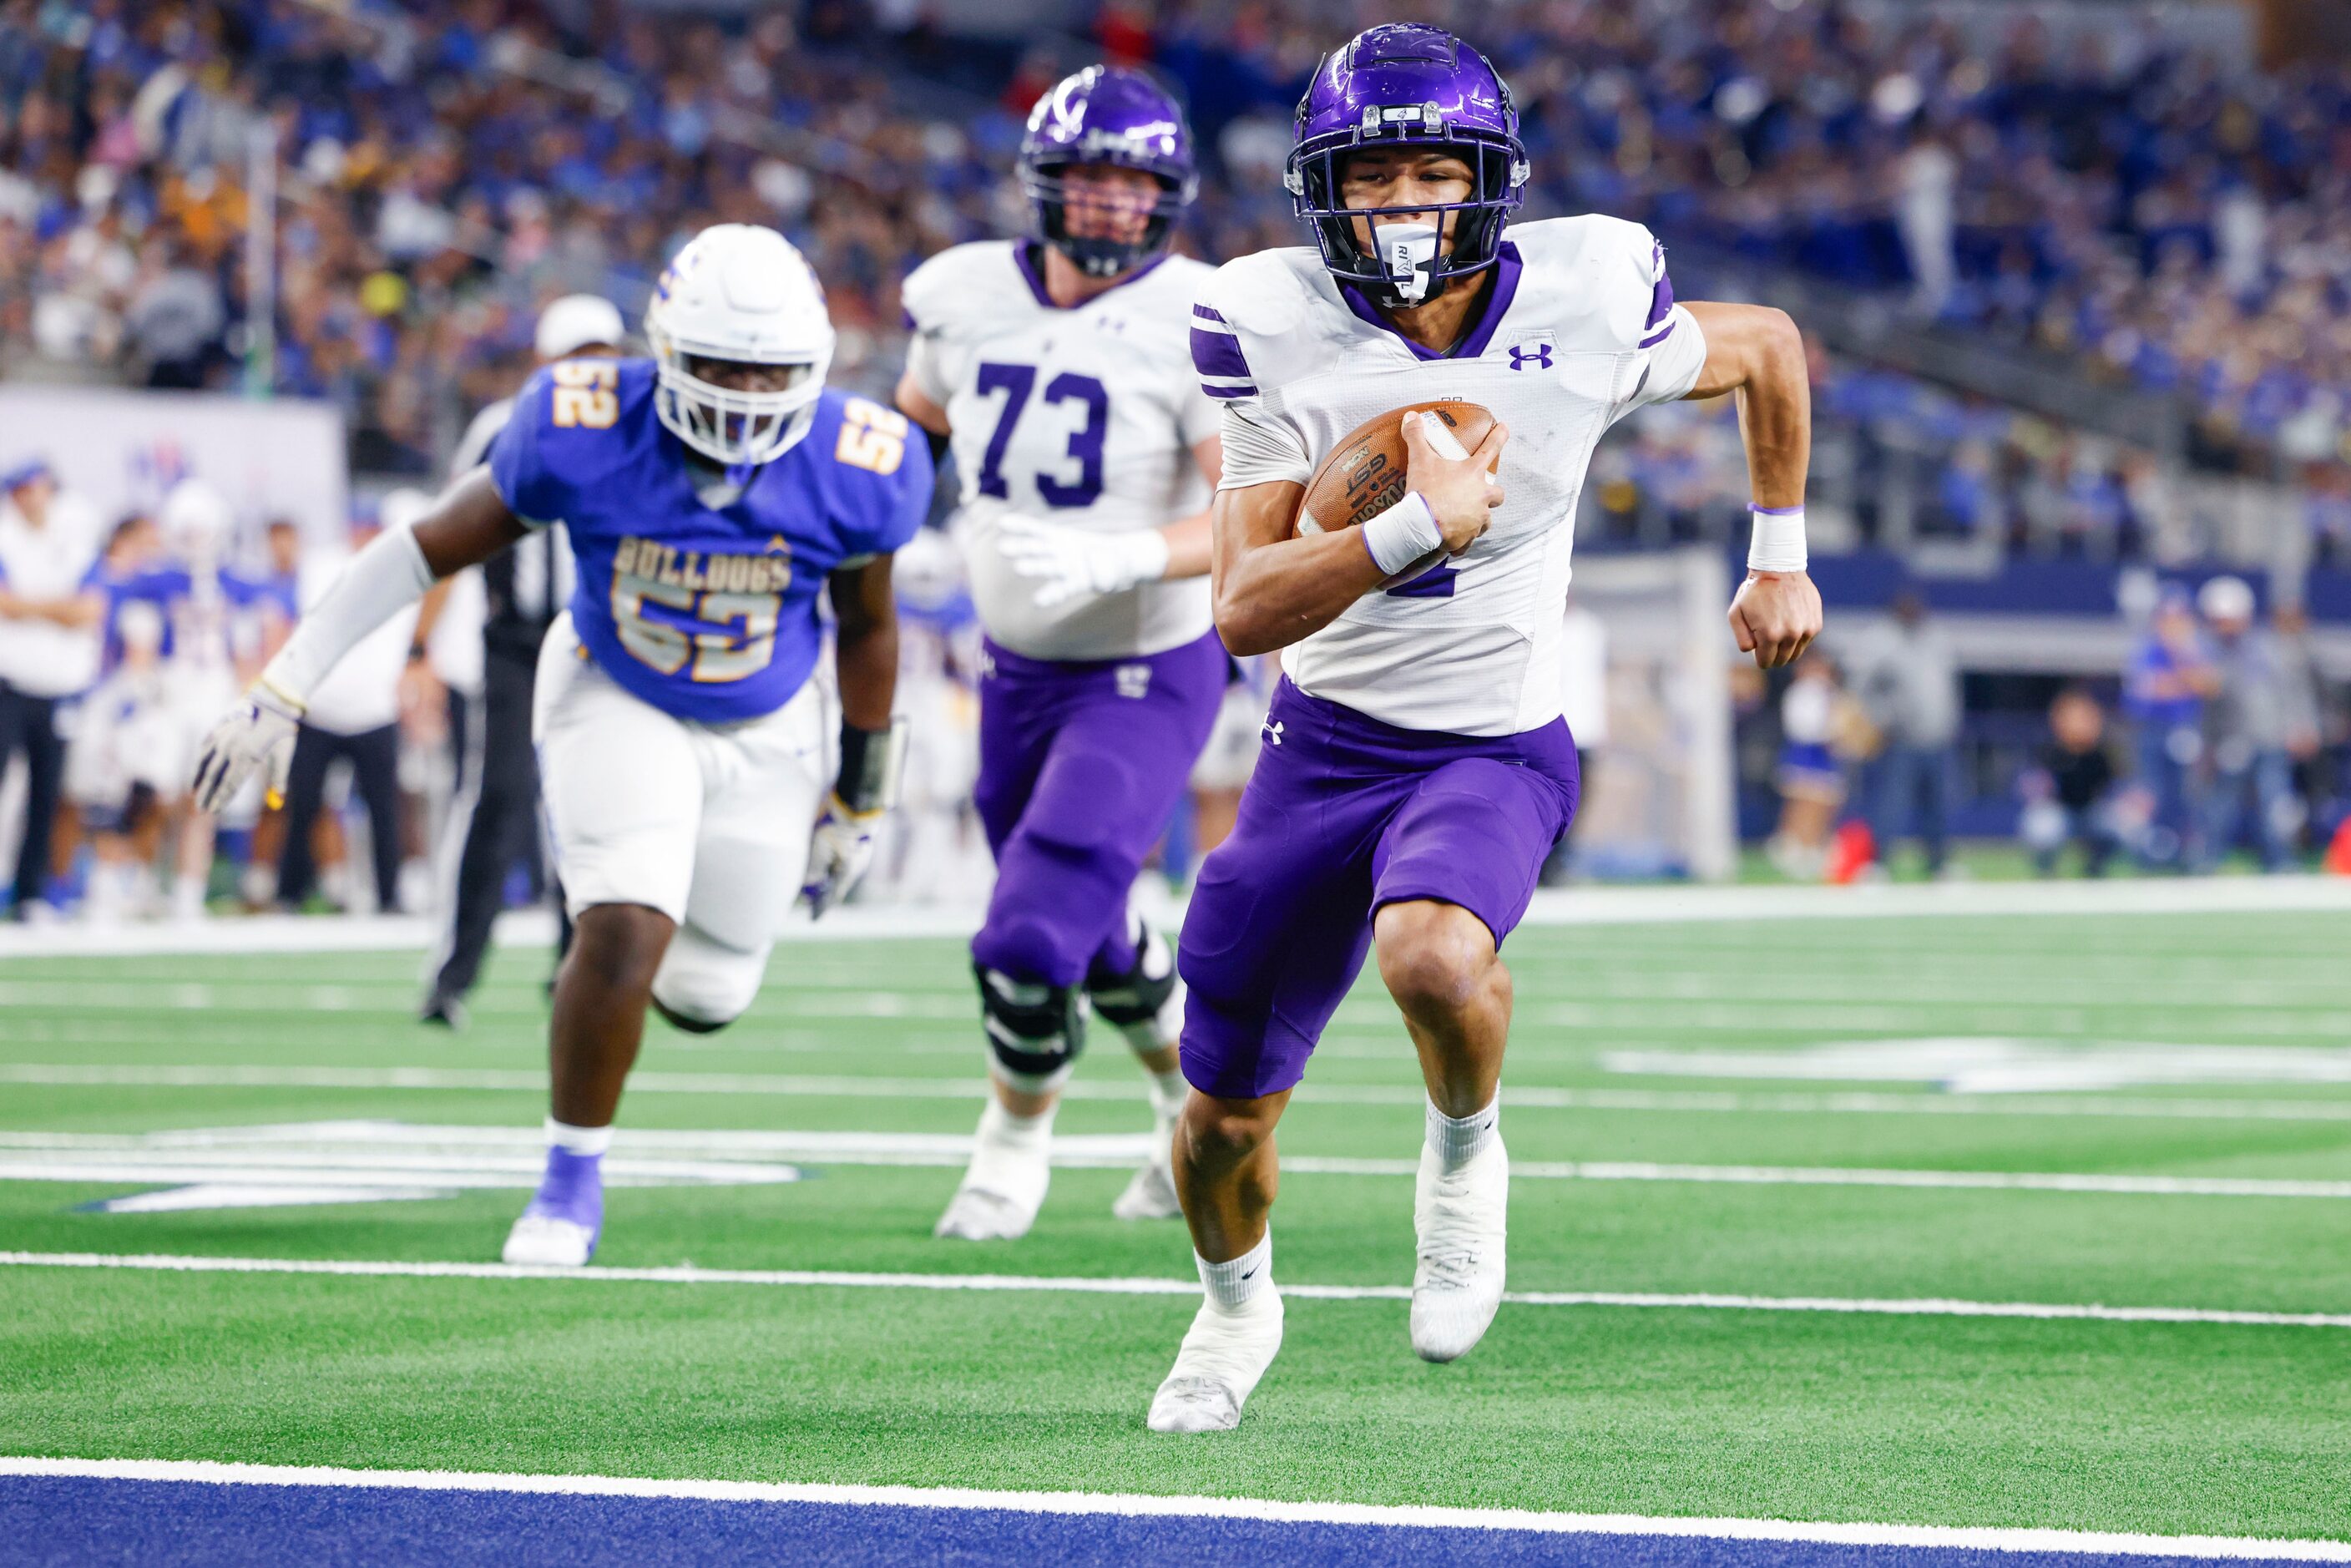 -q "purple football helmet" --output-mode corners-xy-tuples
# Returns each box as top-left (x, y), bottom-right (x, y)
(1286, 24), (1530, 307)
(1019, 65), (1200, 279)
